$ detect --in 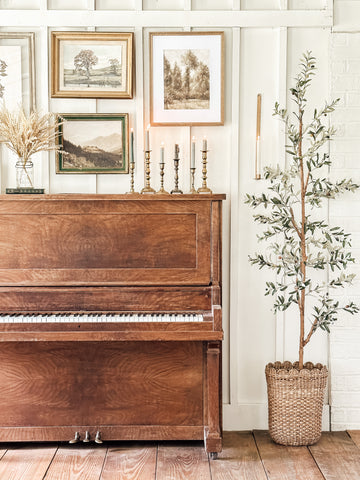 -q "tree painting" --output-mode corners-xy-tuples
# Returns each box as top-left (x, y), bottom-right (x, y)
(63, 44), (122, 89)
(163, 49), (210, 110)
(109, 58), (120, 75)
(74, 50), (98, 86)
(0, 59), (7, 99)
